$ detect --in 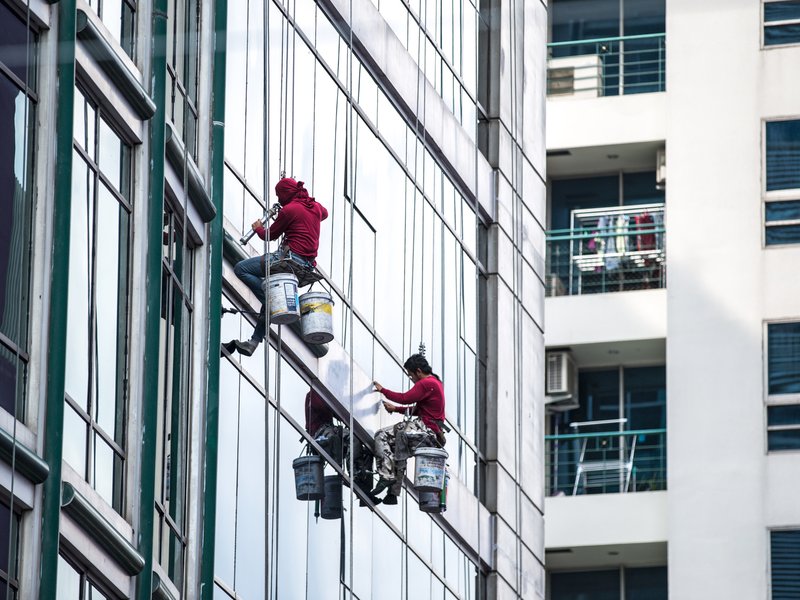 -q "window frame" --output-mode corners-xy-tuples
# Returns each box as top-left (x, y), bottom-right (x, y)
(63, 84), (134, 514)
(764, 320), (800, 453)
(763, 117), (800, 247)
(762, 0), (800, 49)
